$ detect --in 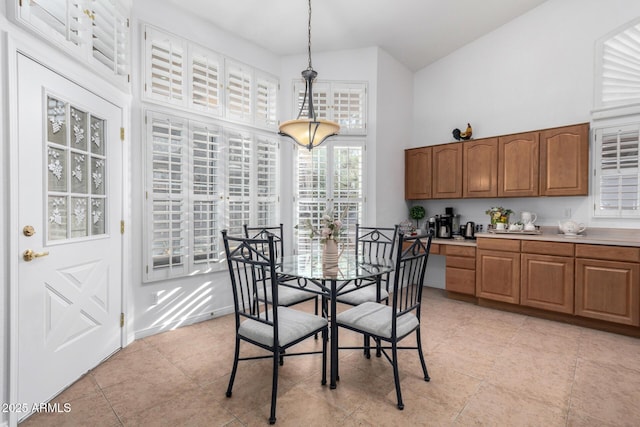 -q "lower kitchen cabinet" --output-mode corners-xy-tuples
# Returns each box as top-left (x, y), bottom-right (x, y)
(575, 258), (640, 326)
(575, 244), (640, 326)
(521, 253), (574, 314)
(445, 245), (476, 295)
(476, 239), (521, 304)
